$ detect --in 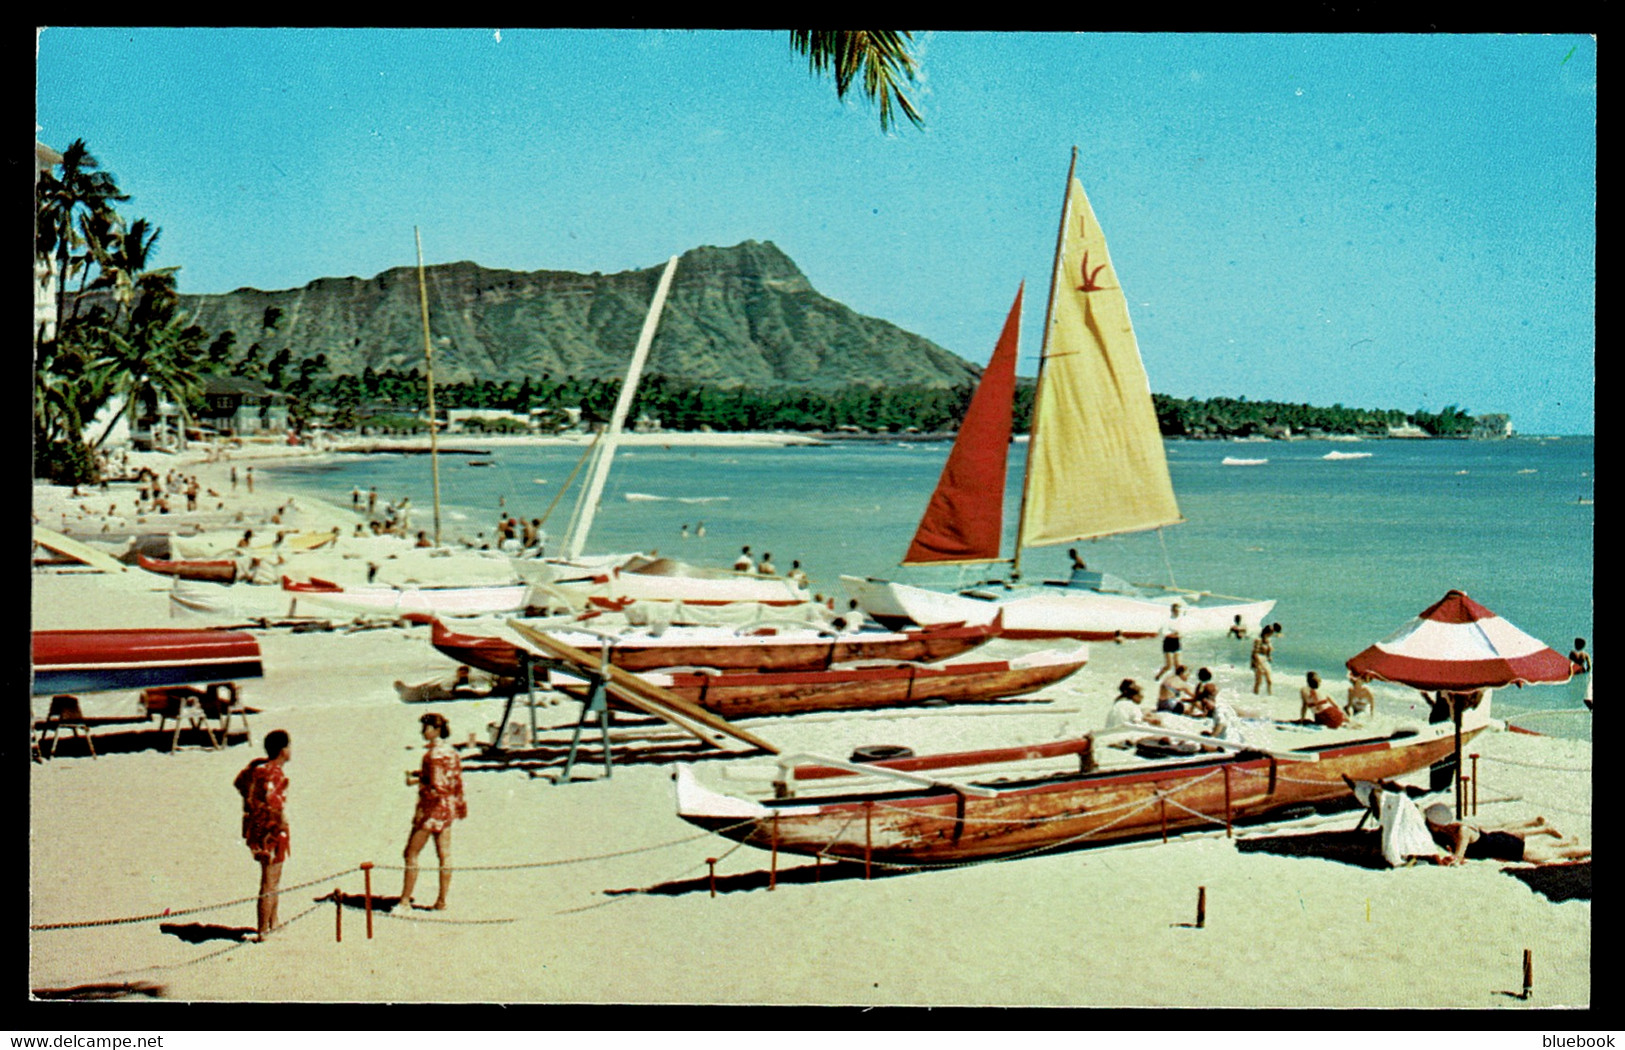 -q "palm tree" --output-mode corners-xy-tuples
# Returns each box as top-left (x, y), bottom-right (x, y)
(91, 218), (162, 330)
(789, 31), (923, 132)
(35, 139), (129, 339)
(88, 270), (206, 450)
